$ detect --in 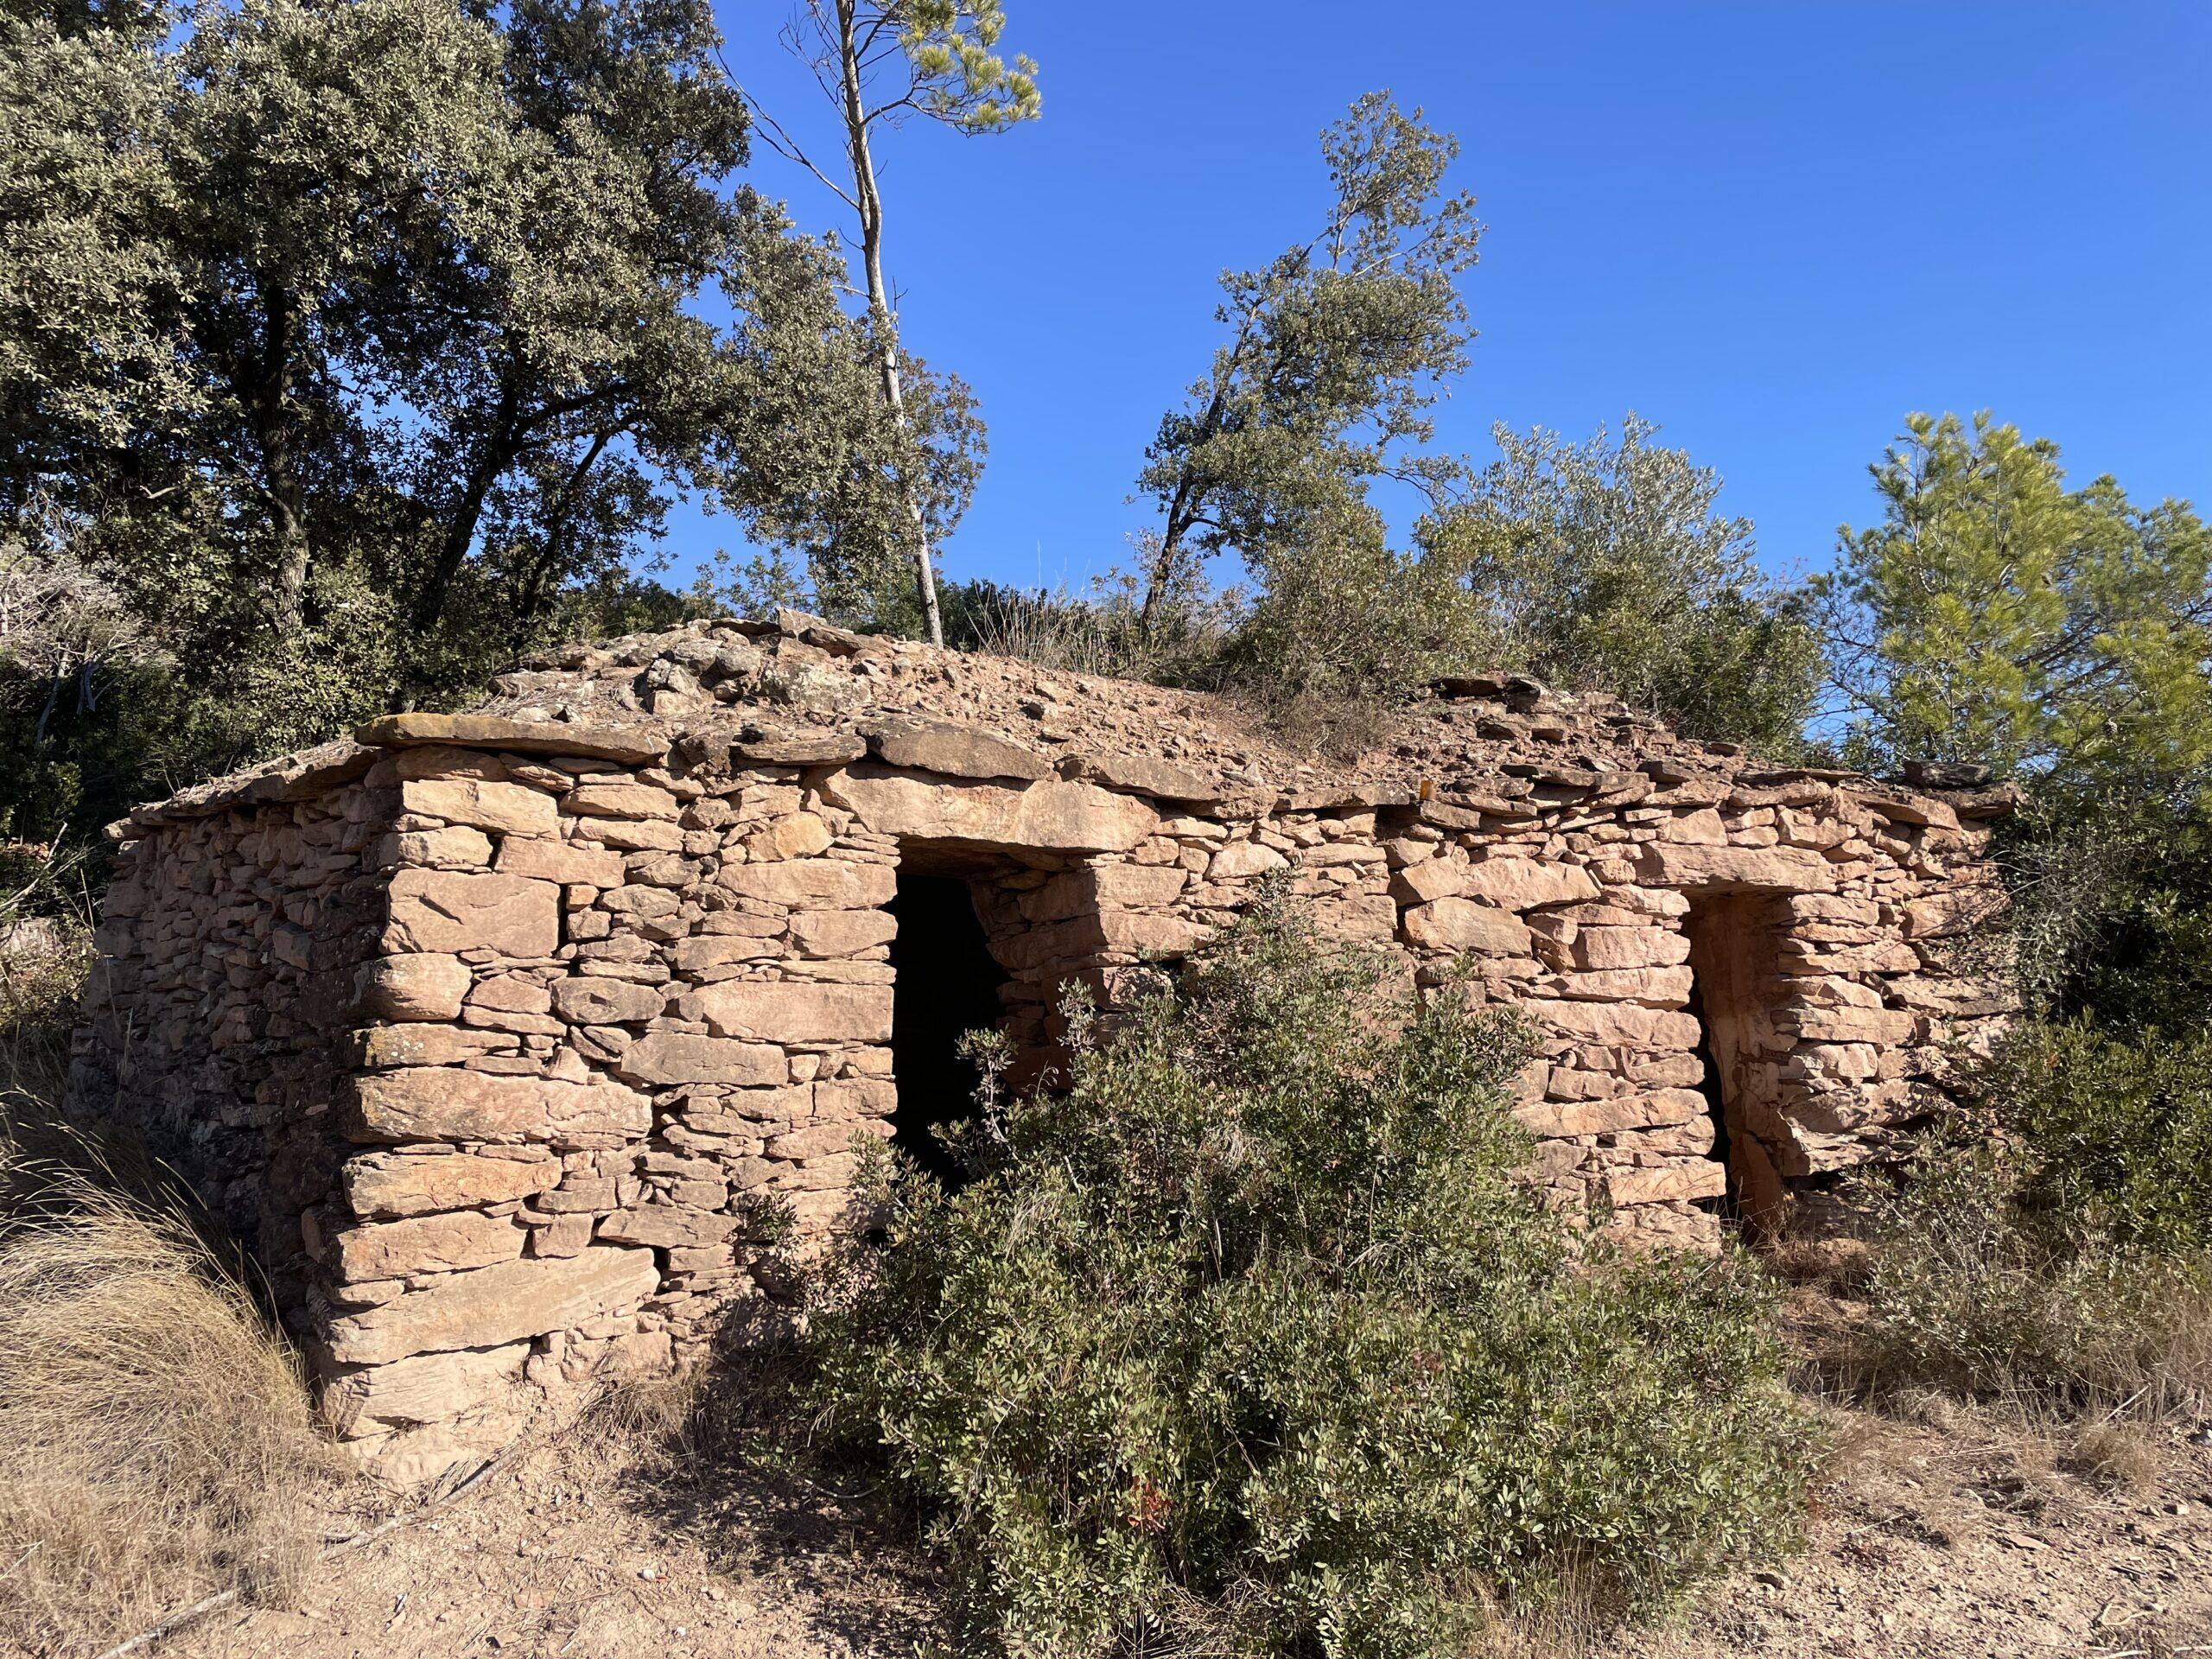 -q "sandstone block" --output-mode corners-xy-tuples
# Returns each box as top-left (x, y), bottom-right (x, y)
(350, 1070), (651, 1147)
(496, 836), (627, 887)
(790, 910), (899, 957)
(596, 1206), (739, 1249)
(671, 935), (778, 972)
(1461, 858), (1602, 912)
(1513, 1089), (1710, 1139)
(399, 777), (558, 837)
(333, 1209), (524, 1280)
(344, 1150), (561, 1218)
(1065, 752), (1222, 804)
(1570, 927), (1692, 973)
(745, 811), (834, 860)
(868, 721), (1050, 782)
(323, 1341), (531, 1435)
(550, 976), (664, 1025)
(1604, 1161), (1728, 1207)
(1518, 999), (1702, 1050)
(385, 869), (559, 957)
(379, 826), (493, 869)
(355, 1026), (513, 1068)
(678, 981), (894, 1045)
(325, 1246), (659, 1366)
(356, 713), (667, 765)
(353, 954), (471, 1022)
(1635, 842), (1837, 893)
(823, 767), (1157, 854)
(613, 1031), (785, 1086)
(564, 782), (682, 820)
(718, 859), (897, 908)
(1209, 840), (1287, 880)
(1401, 897), (1533, 956)
(1388, 857), (1468, 905)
